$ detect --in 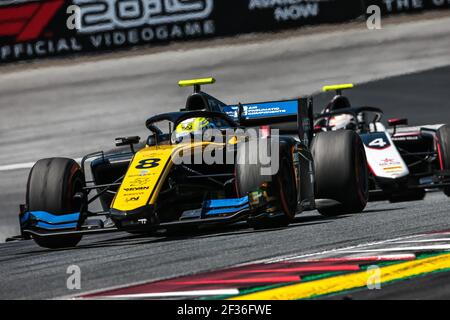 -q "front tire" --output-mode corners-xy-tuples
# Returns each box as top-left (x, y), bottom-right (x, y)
(236, 137), (297, 229)
(437, 125), (450, 197)
(311, 130), (368, 216)
(27, 158), (84, 249)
